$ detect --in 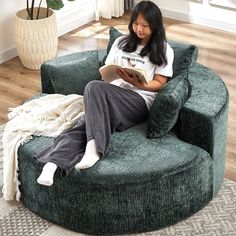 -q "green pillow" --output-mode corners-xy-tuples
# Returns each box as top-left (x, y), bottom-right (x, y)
(48, 50), (101, 95)
(106, 27), (123, 55)
(147, 74), (191, 138)
(168, 40), (198, 79)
